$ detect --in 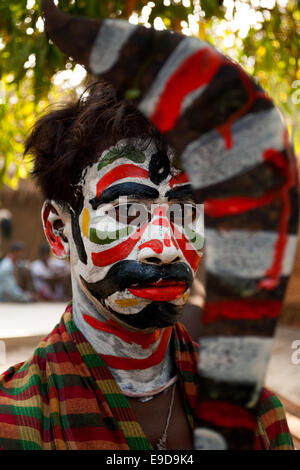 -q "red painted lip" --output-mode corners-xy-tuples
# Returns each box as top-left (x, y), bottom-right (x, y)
(128, 280), (187, 302)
